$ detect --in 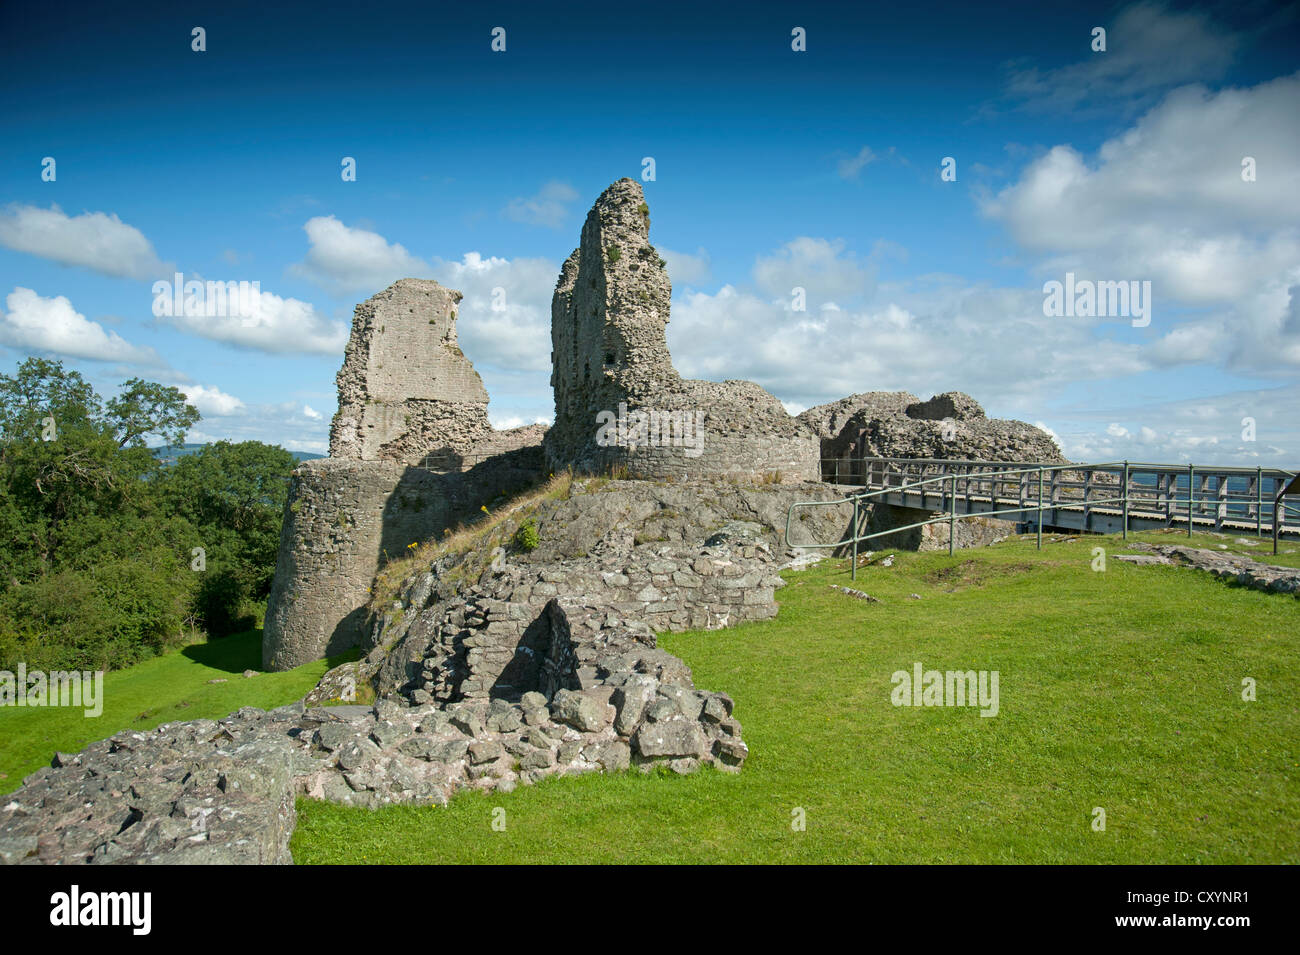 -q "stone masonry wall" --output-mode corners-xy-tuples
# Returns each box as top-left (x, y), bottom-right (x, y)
(263, 444), (543, 671)
(330, 278), (493, 464)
